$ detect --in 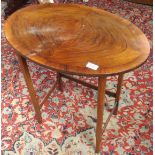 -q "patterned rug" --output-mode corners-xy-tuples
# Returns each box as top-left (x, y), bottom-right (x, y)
(1, 0), (153, 154)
